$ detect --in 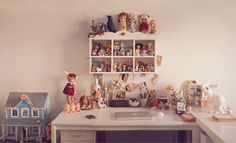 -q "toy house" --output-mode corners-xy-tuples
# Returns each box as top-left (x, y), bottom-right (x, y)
(1, 92), (50, 142)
